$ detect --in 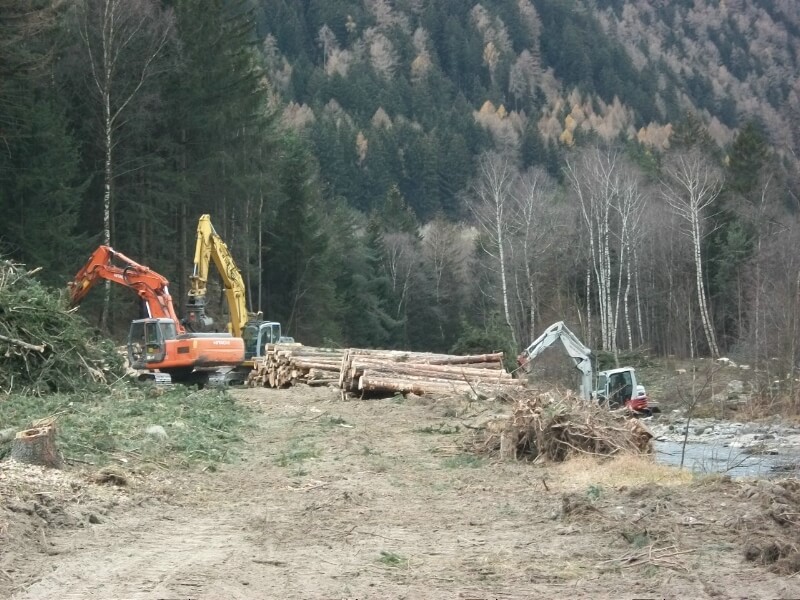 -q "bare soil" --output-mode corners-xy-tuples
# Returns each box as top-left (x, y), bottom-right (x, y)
(2, 385), (800, 599)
